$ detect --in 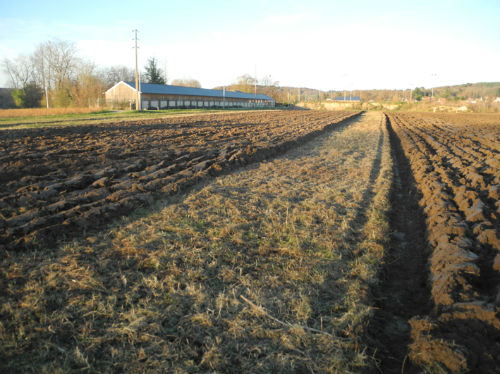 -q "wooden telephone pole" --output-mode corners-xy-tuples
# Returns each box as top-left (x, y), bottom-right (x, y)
(254, 65), (257, 108)
(133, 29), (141, 110)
